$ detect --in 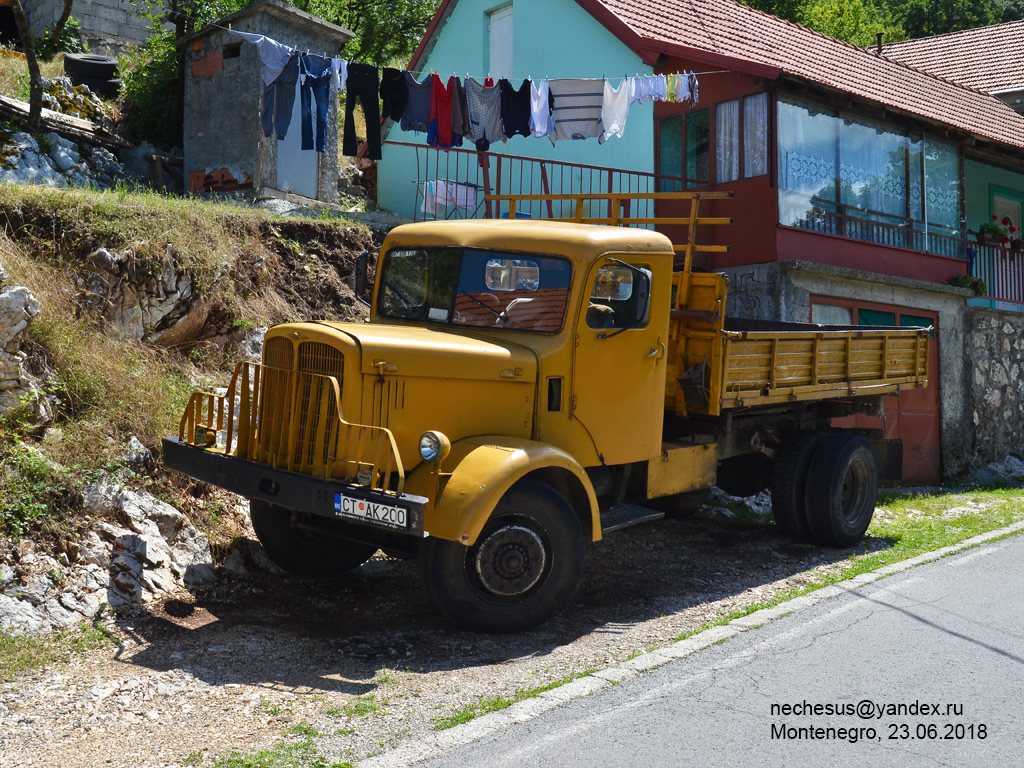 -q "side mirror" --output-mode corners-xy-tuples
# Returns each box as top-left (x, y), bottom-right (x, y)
(355, 250), (371, 307)
(633, 268), (652, 326)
